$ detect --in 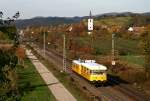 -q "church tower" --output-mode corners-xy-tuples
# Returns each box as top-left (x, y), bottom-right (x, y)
(88, 11), (93, 31)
